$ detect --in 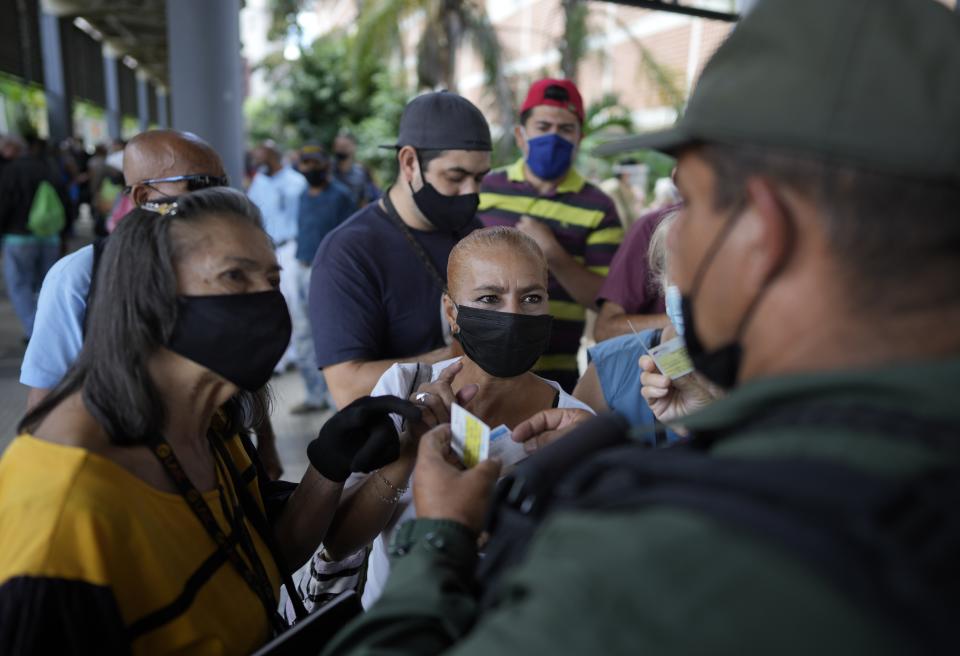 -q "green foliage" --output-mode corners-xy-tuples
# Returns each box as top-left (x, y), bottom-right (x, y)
(459, 4), (516, 137)
(345, 68), (409, 185)
(352, 0), (414, 98)
(246, 36), (362, 147)
(577, 93), (635, 180)
(352, 0), (514, 133)
(266, 0), (306, 41)
(560, 0), (590, 81)
(579, 92), (676, 195)
(244, 34), (409, 184)
(0, 73), (45, 138)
